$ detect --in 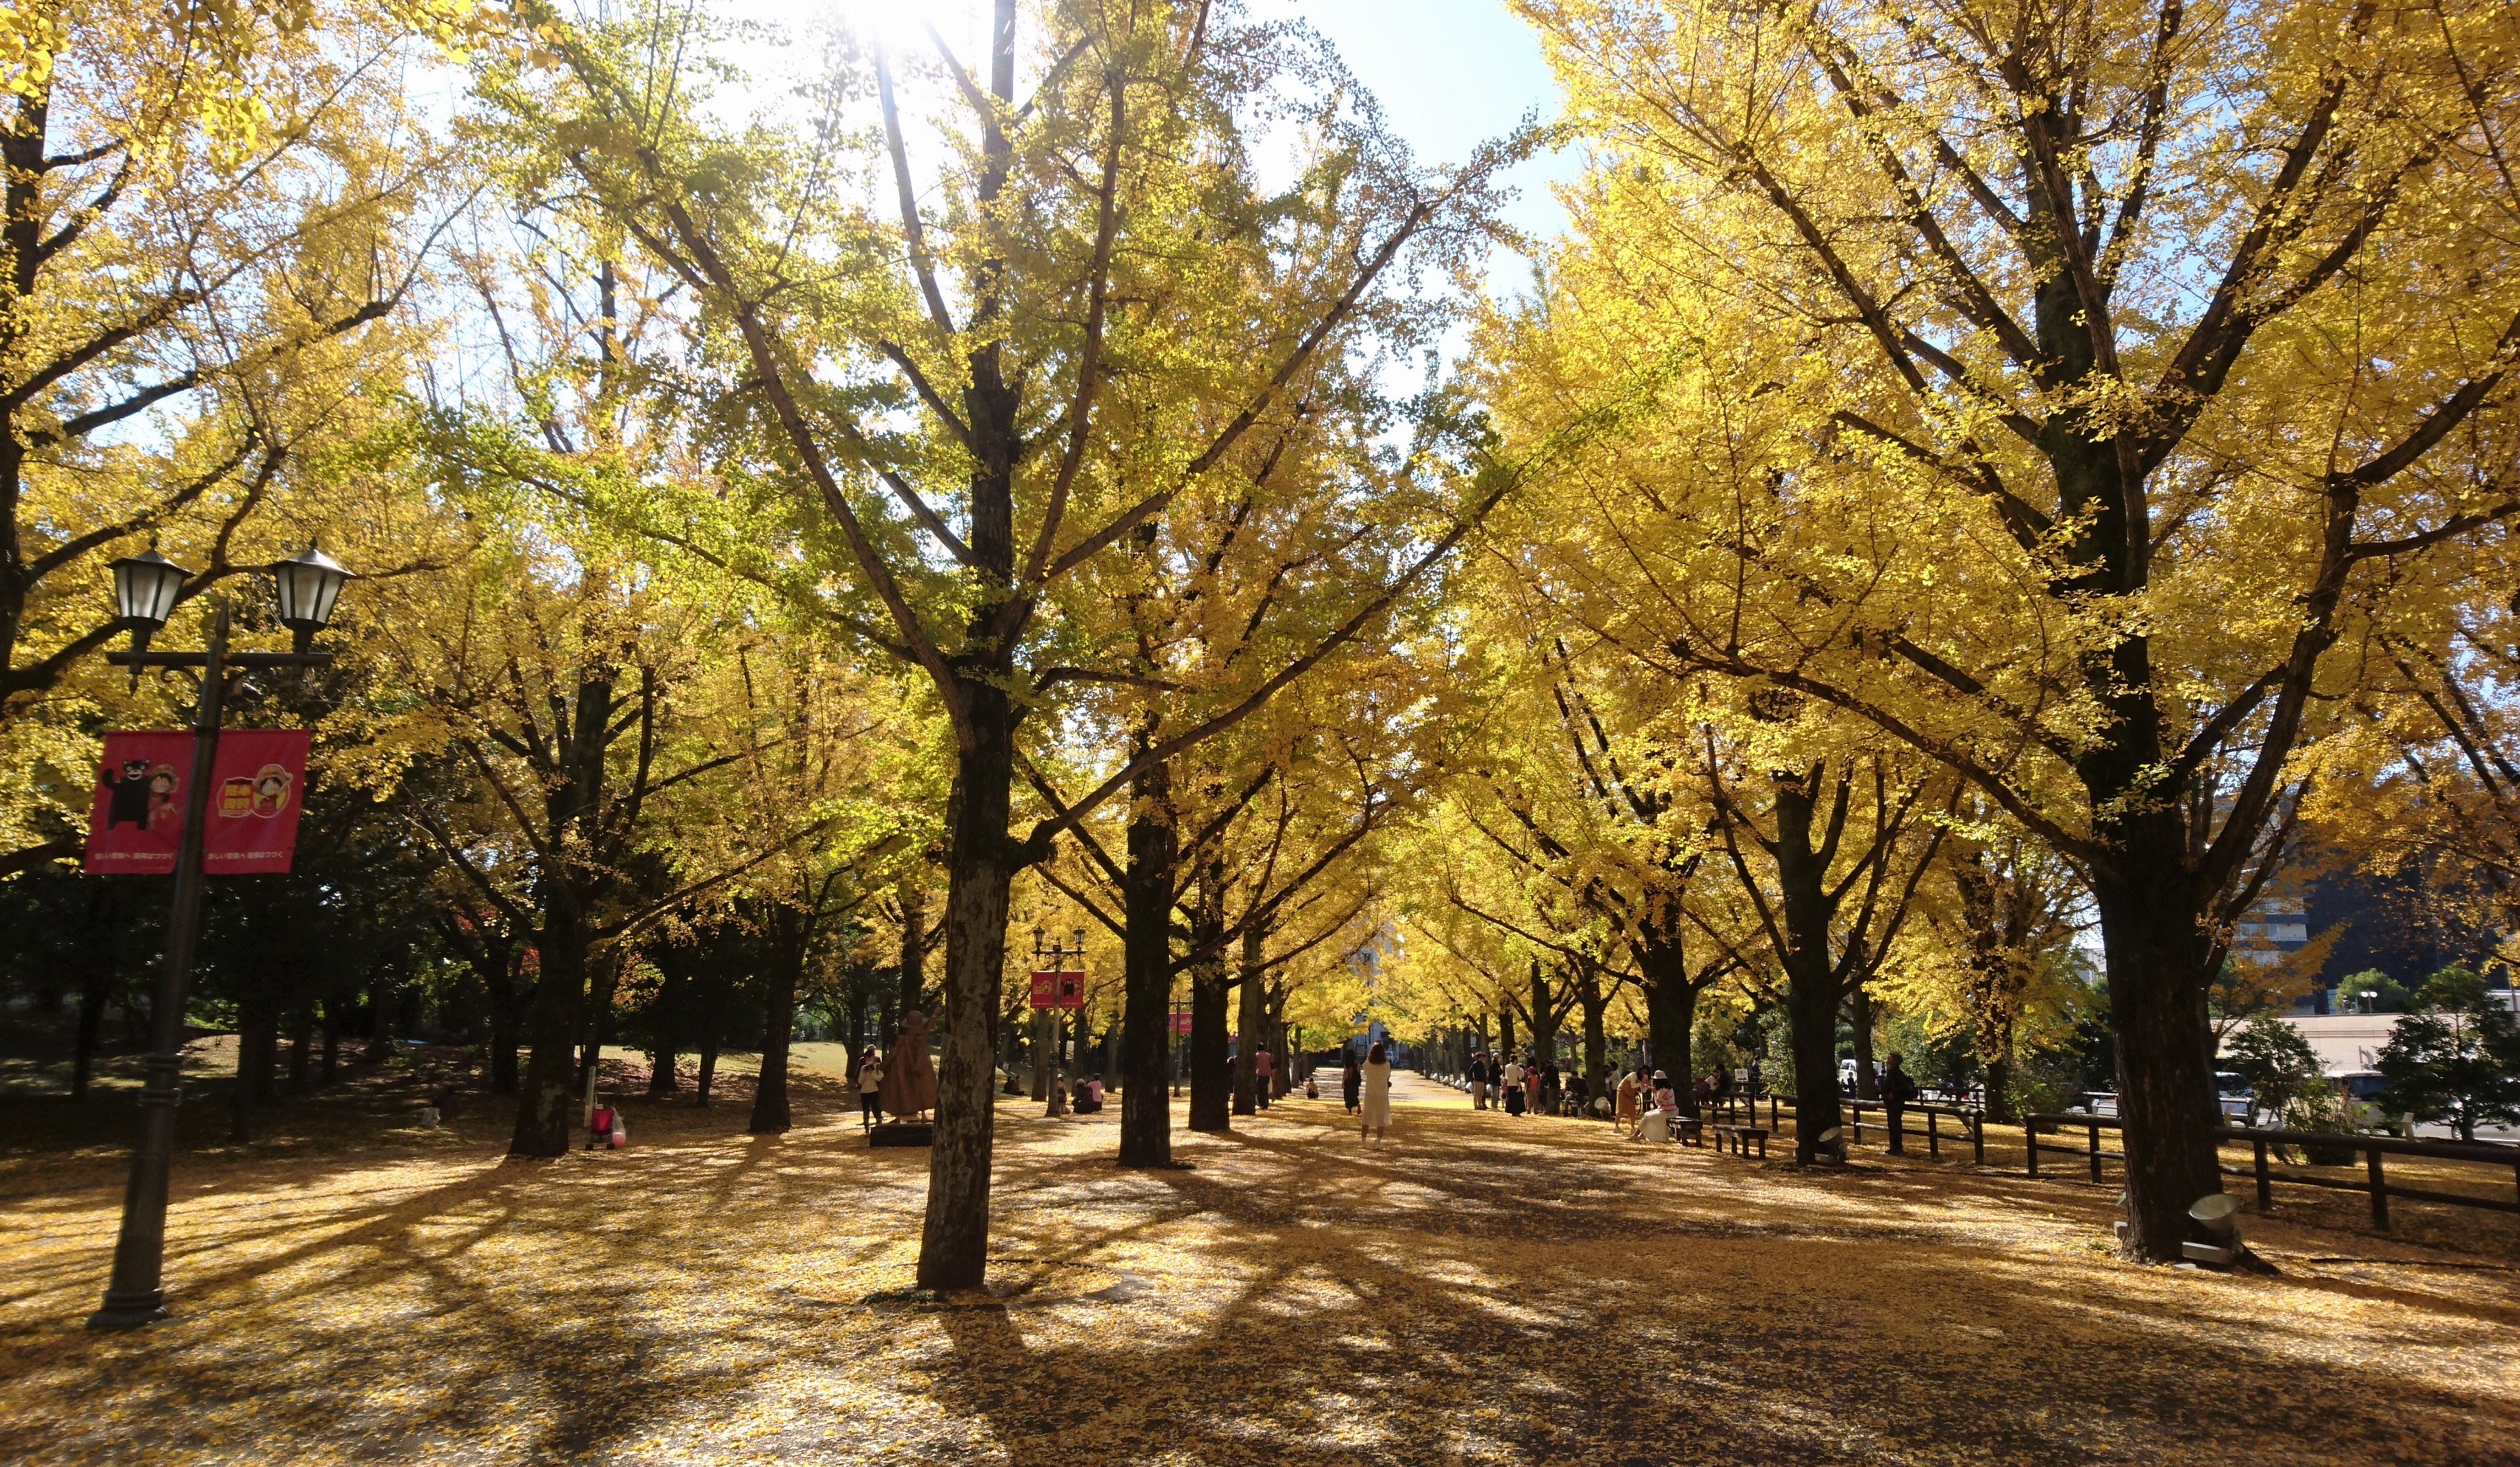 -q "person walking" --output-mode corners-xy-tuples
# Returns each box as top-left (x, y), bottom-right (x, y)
(856, 1047), (885, 1130)
(1467, 1051), (1489, 1110)
(1524, 1058), (1543, 1115)
(1501, 1054), (1527, 1116)
(1254, 1046), (1275, 1109)
(1882, 1051), (1919, 1156)
(1360, 1041), (1393, 1145)
(1342, 1051), (1363, 1114)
